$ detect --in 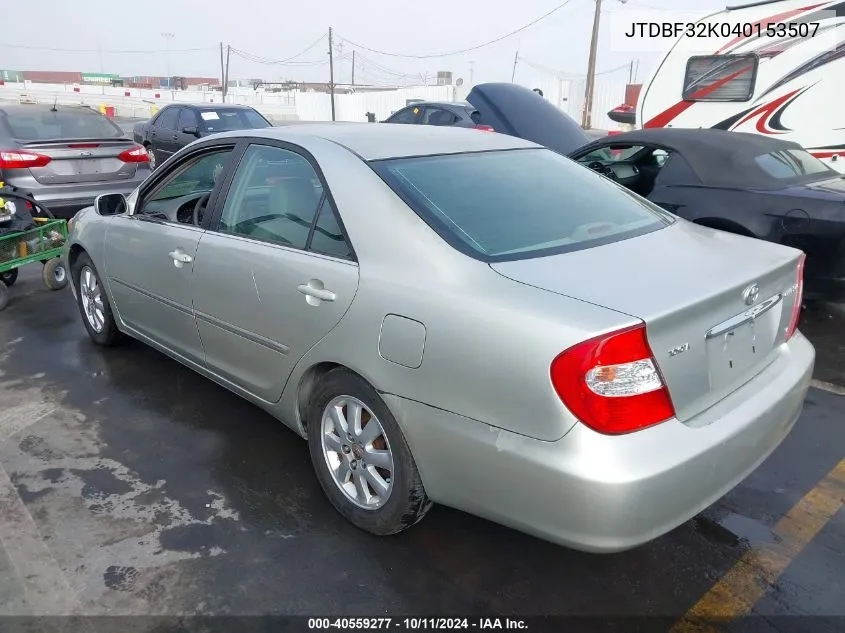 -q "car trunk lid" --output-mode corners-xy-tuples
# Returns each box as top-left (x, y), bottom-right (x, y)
(12, 139), (141, 185)
(490, 220), (803, 423)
